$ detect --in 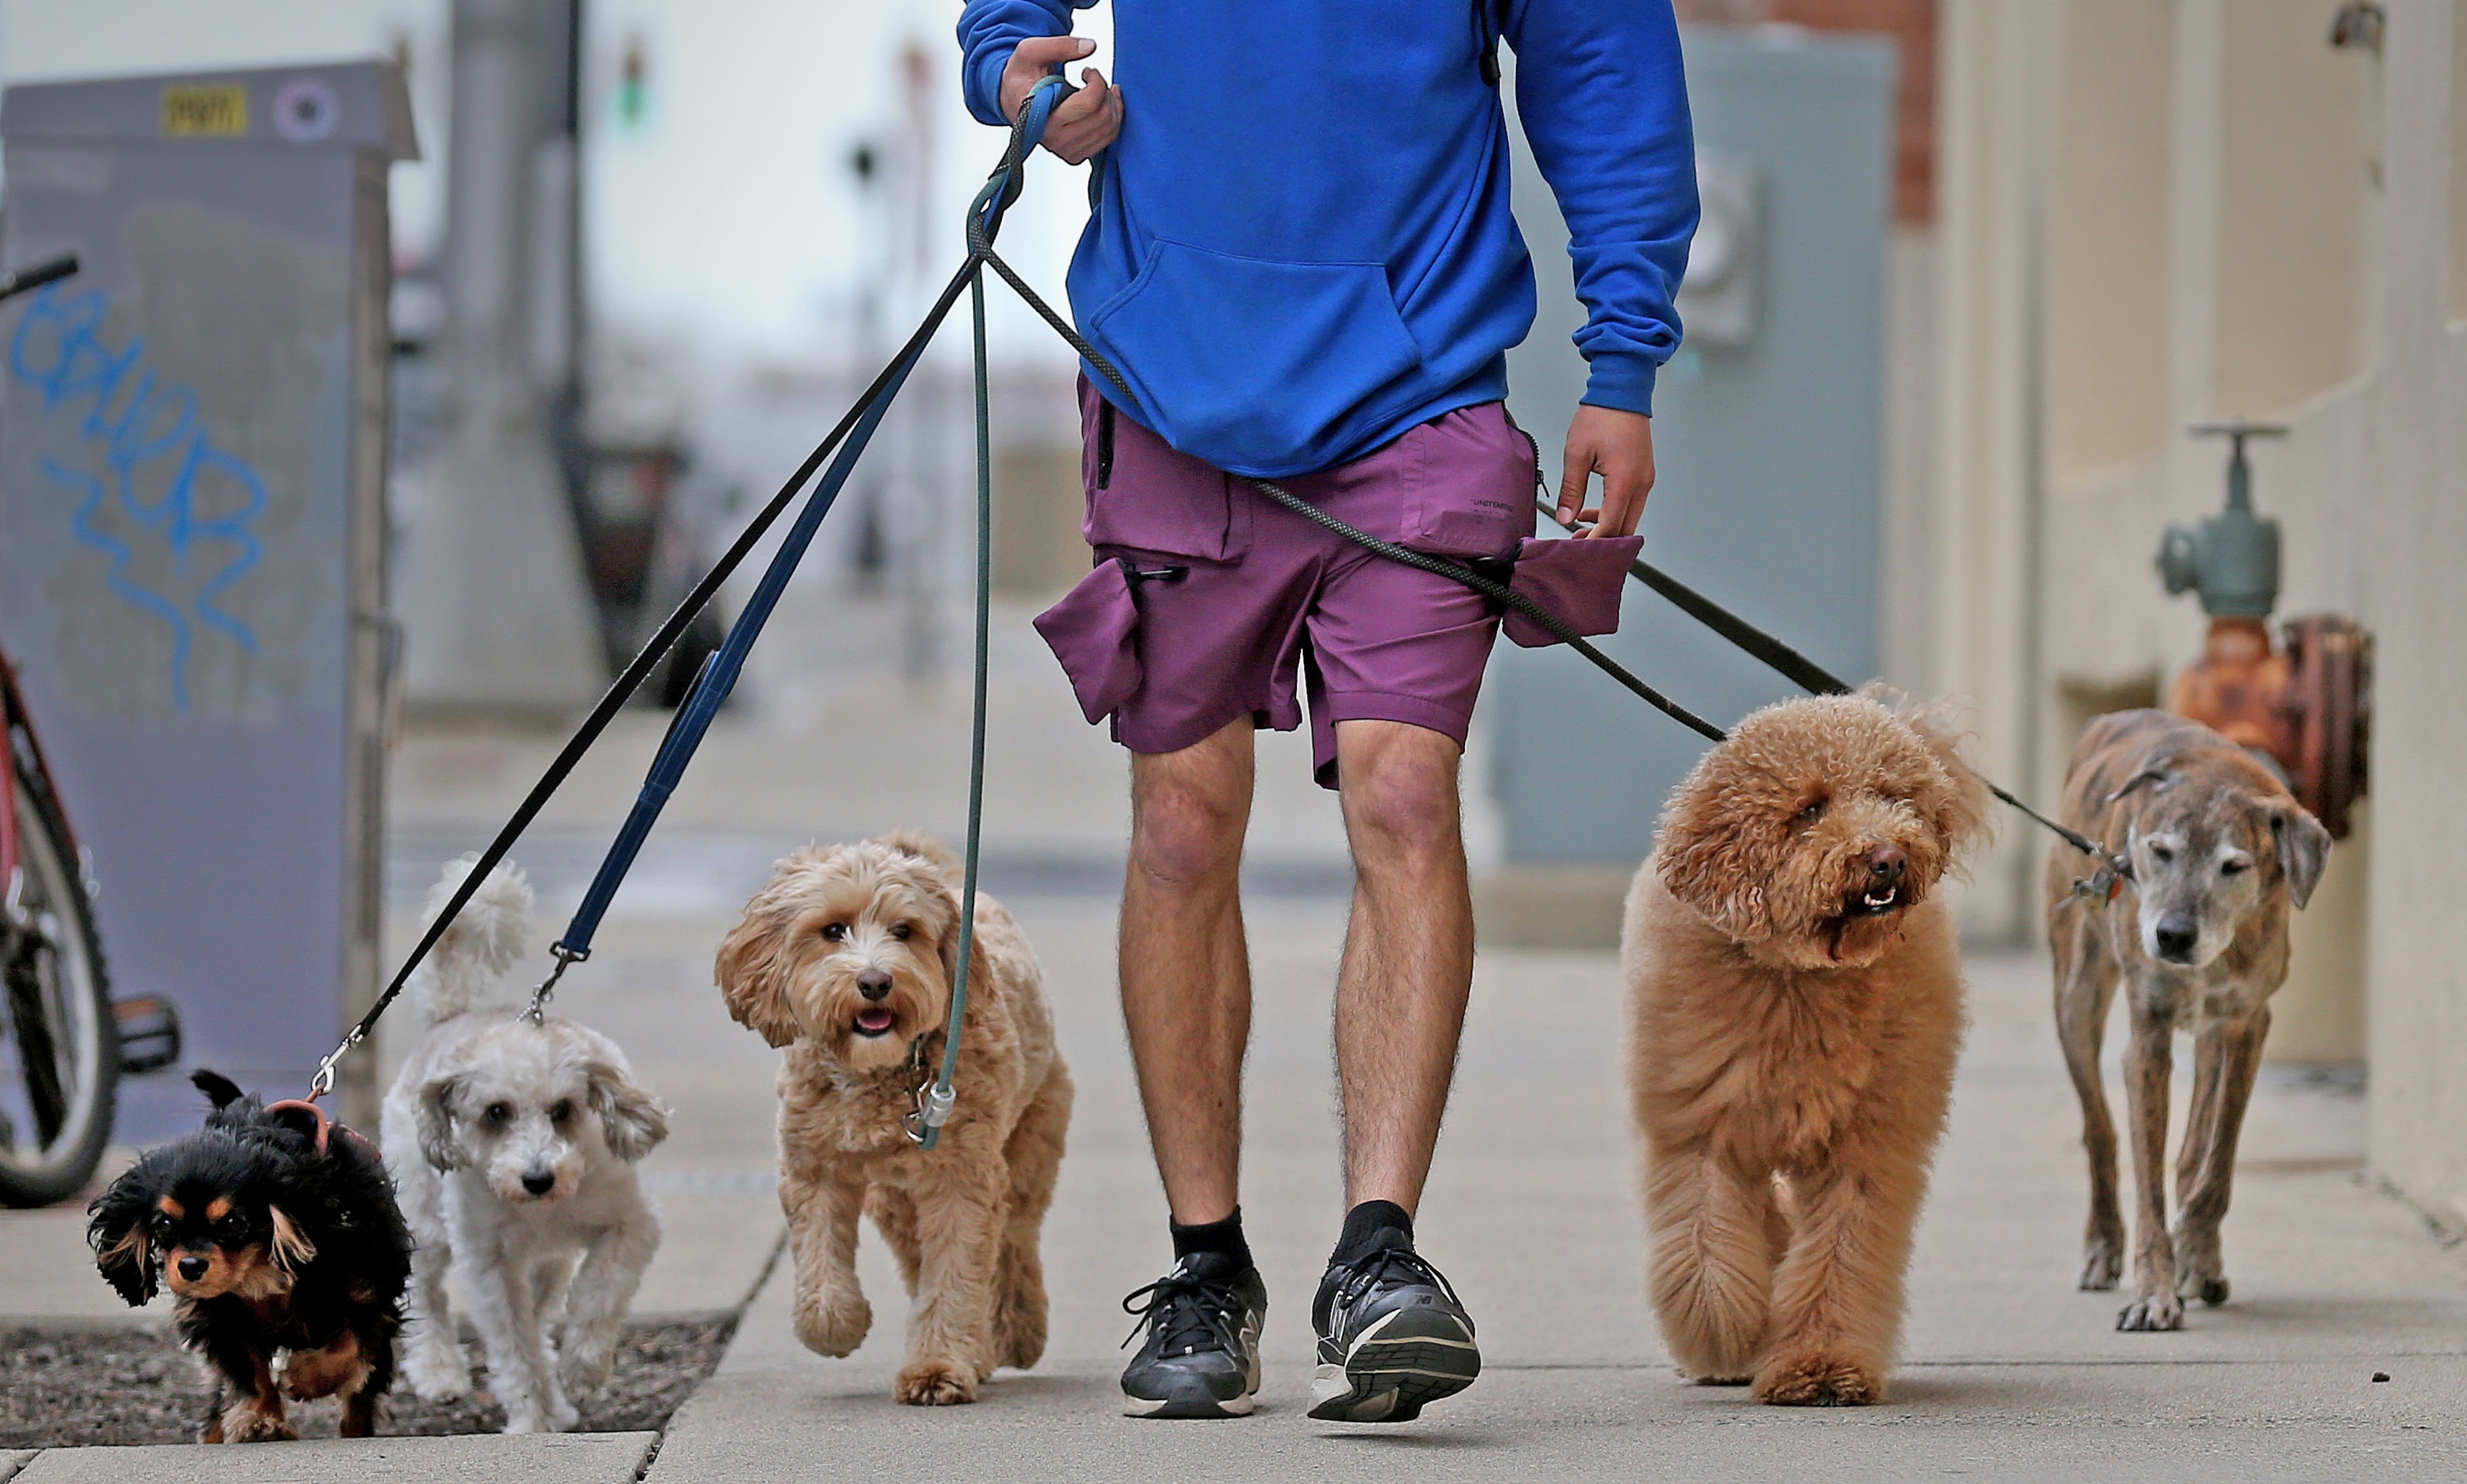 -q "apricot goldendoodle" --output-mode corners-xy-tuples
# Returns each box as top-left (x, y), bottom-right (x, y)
(1623, 692), (1989, 1406)
(715, 830), (1071, 1406)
